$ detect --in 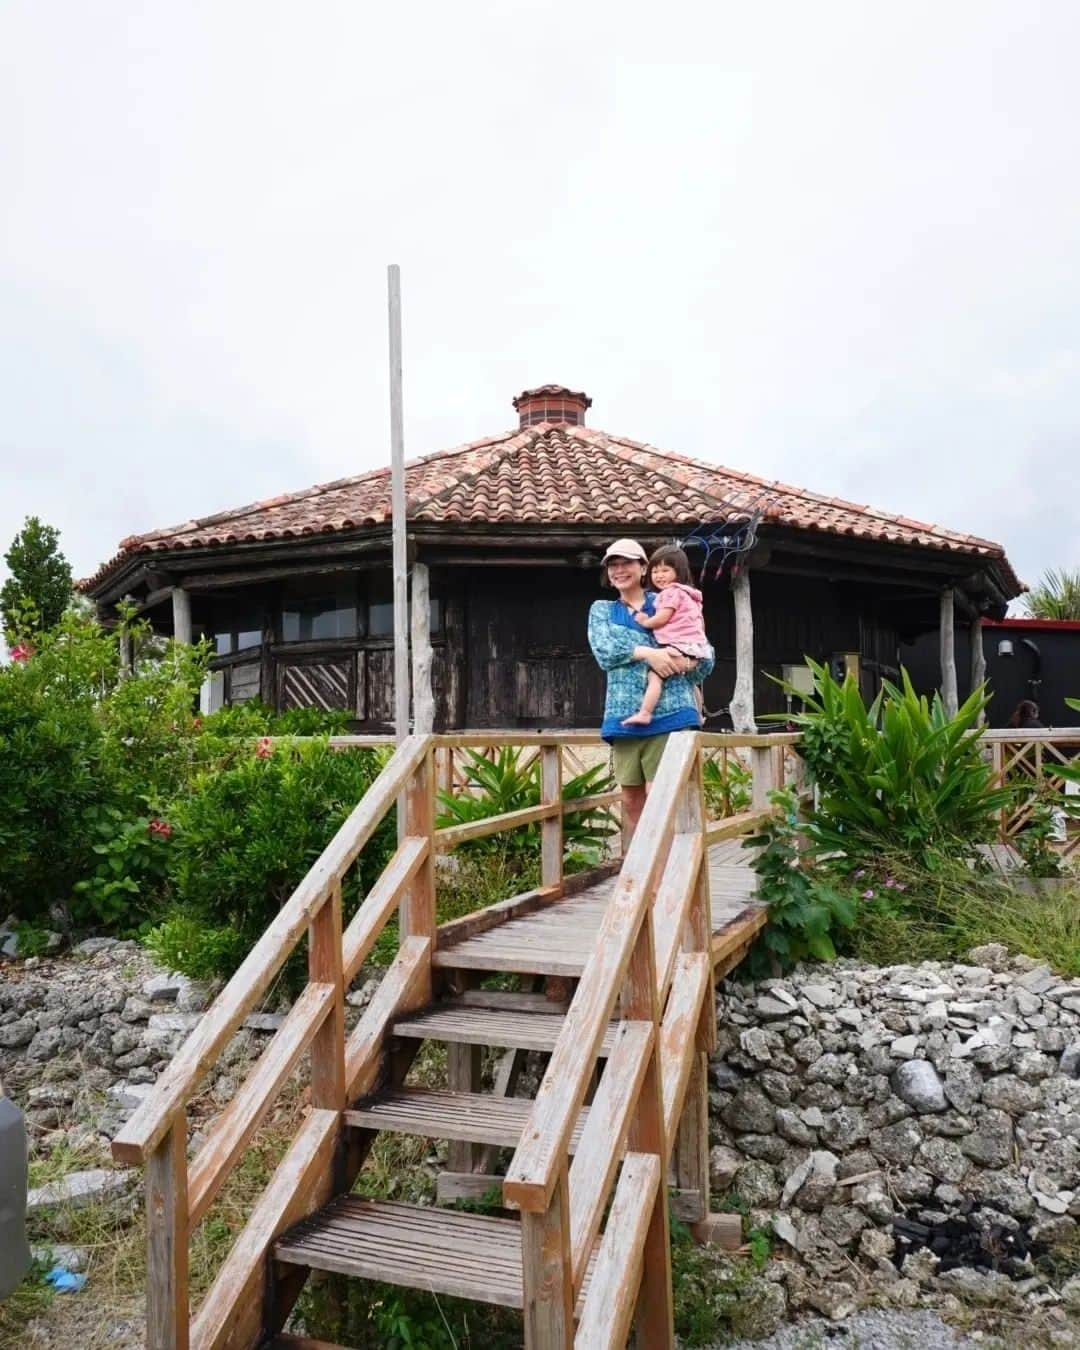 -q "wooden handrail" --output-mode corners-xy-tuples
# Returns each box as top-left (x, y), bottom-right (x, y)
(503, 732), (699, 1213)
(112, 733), (432, 1166)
